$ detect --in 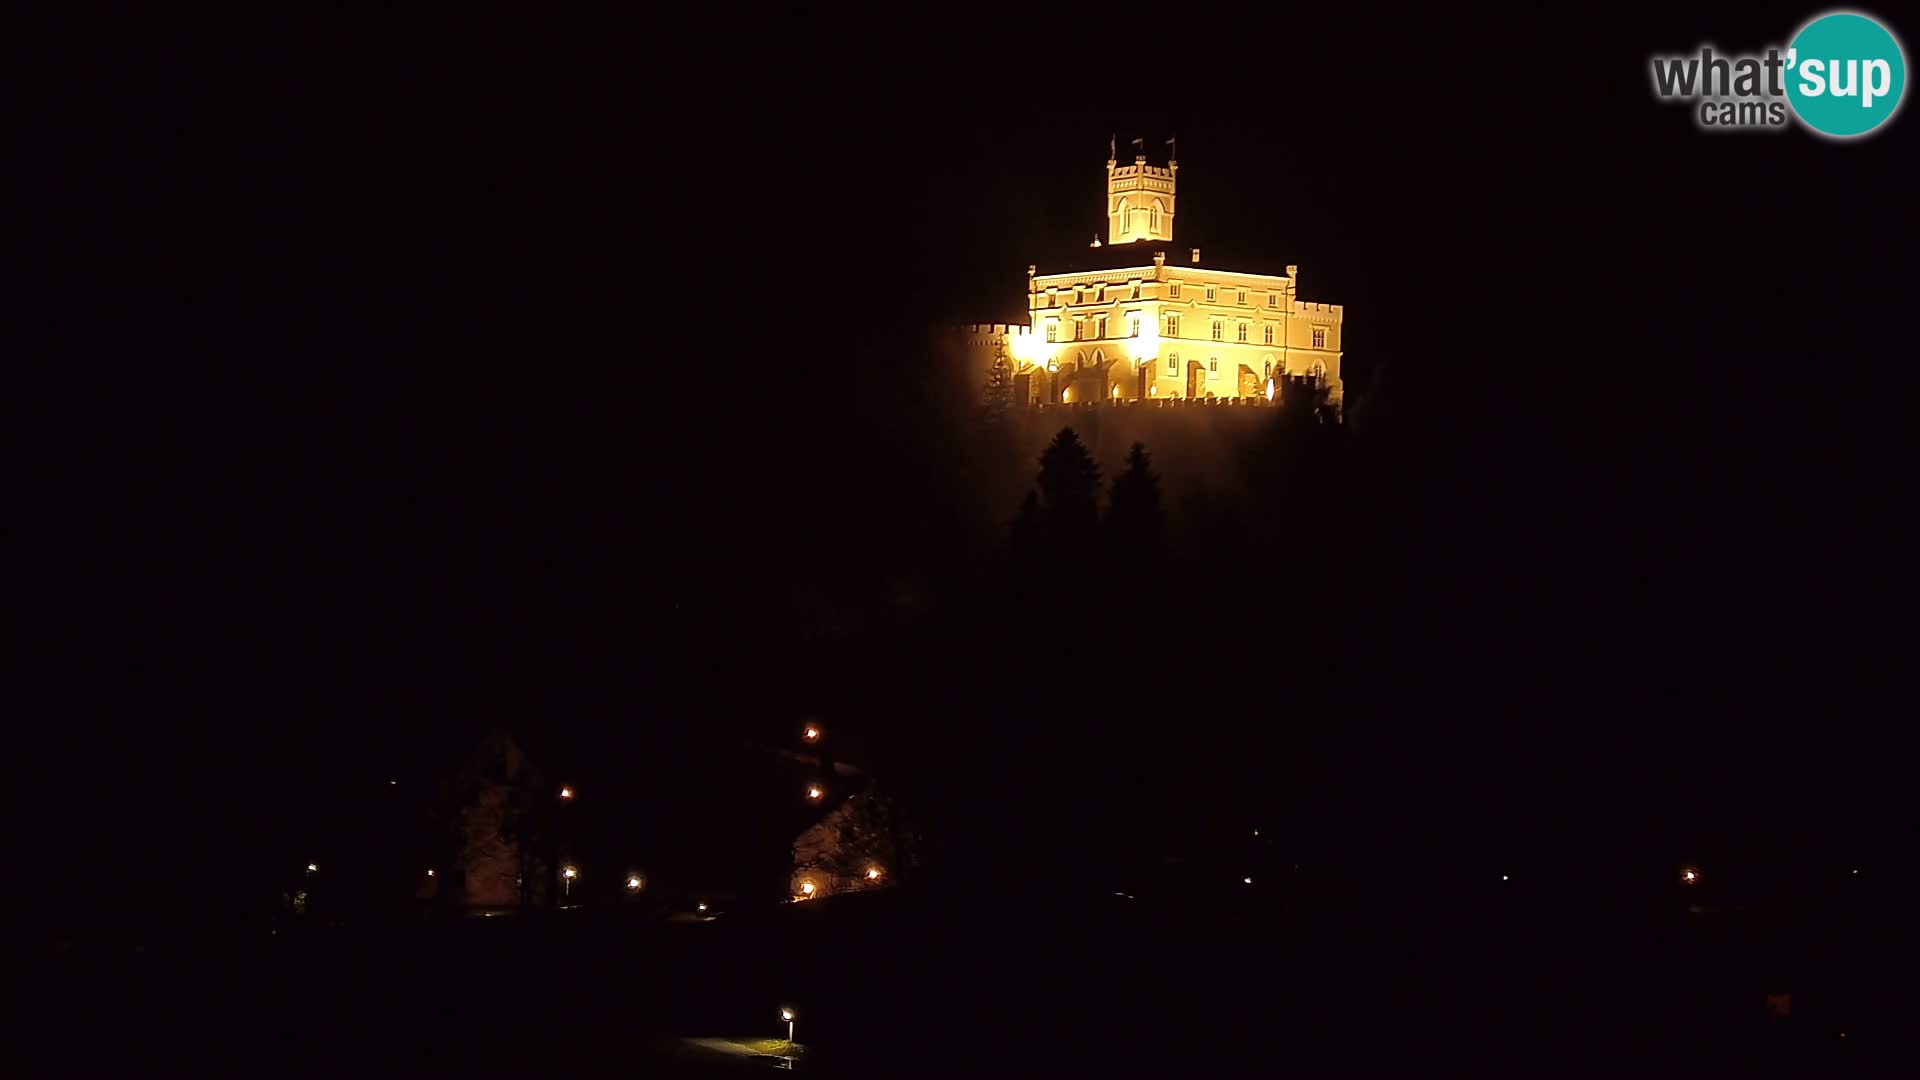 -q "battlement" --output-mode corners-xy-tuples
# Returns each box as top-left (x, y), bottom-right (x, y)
(1109, 164), (1177, 181)
(1294, 301), (1343, 318)
(1027, 392), (1315, 411)
(942, 322), (1035, 344)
